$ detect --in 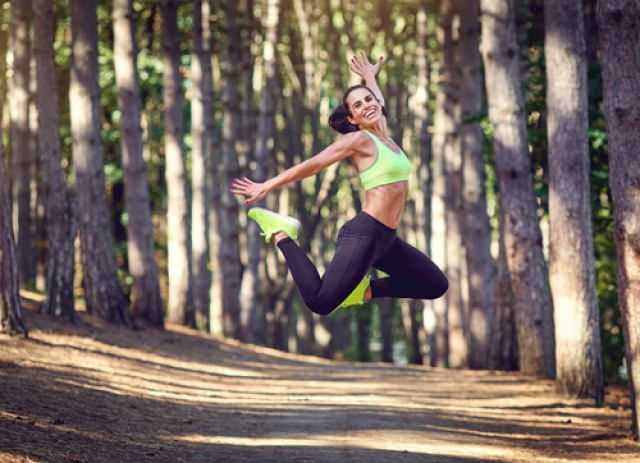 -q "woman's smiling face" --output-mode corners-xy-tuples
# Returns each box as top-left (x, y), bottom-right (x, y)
(345, 88), (382, 128)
